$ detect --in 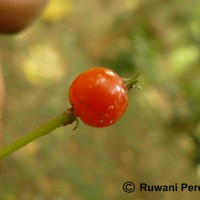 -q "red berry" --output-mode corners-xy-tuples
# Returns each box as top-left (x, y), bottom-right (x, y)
(69, 67), (128, 127)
